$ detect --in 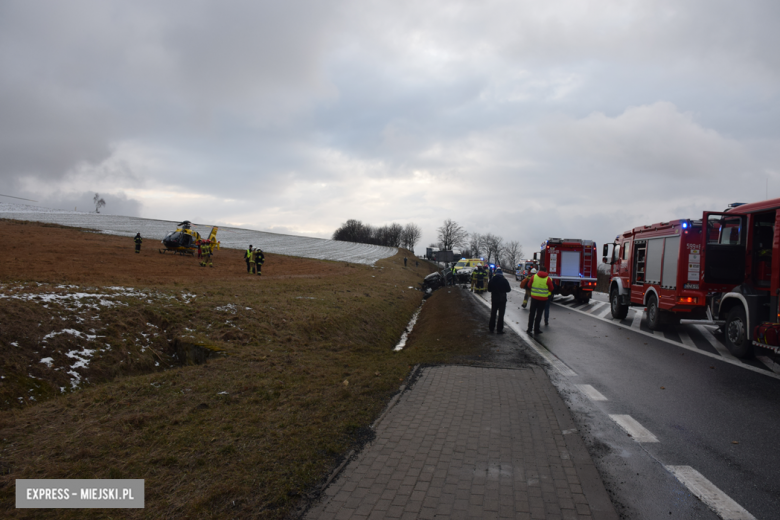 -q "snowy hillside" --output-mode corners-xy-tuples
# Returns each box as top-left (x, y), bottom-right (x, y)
(0, 203), (398, 265)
